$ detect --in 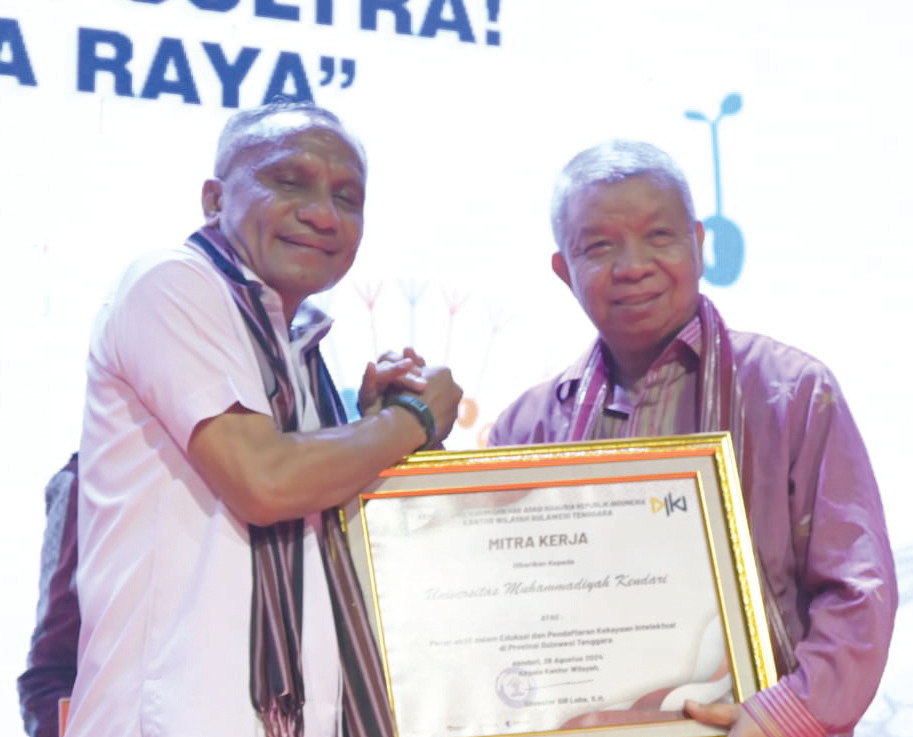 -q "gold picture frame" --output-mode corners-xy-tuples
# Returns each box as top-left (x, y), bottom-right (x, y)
(344, 432), (776, 737)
